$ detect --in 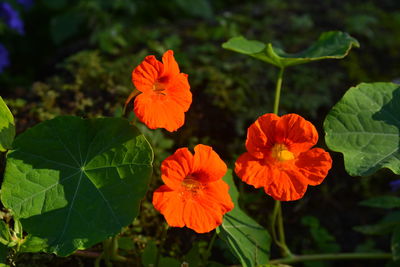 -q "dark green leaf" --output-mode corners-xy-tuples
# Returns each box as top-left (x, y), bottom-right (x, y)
(360, 196), (400, 209)
(0, 97), (15, 152)
(51, 12), (85, 44)
(0, 243), (8, 264)
(391, 225), (400, 261)
(0, 221), (10, 246)
(1, 116), (153, 256)
(324, 82), (400, 176)
(222, 31), (359, 68)
(141, 240), (181, 267)
(217, 170), (271, 267)
(354, 211), (400, 235)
